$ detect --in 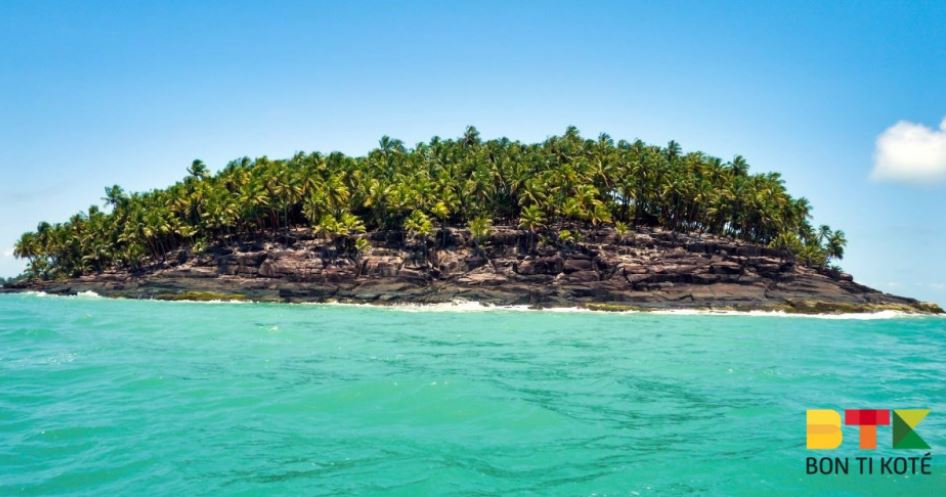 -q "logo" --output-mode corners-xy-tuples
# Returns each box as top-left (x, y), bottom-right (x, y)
(806, 409), (929, 449)
(805, 408), (932, 476)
